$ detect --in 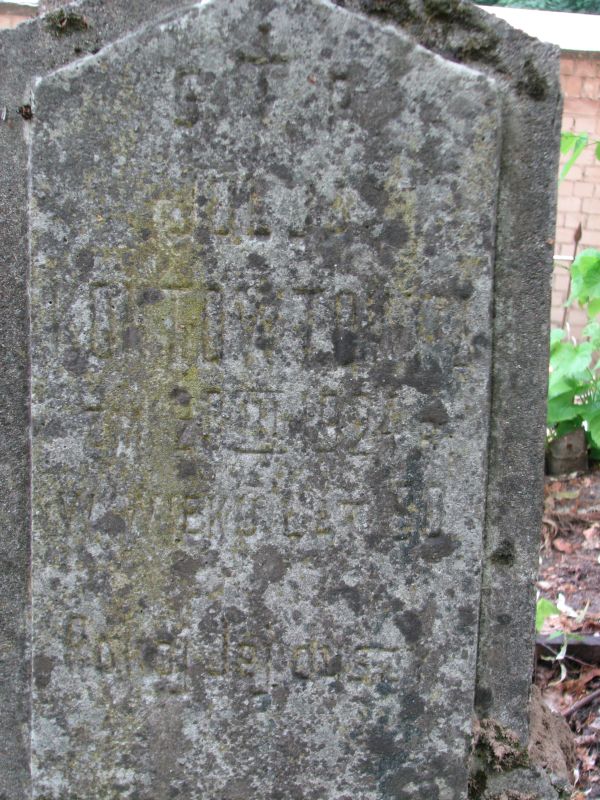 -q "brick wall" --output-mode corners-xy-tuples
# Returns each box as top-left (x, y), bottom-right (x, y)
(0, 4), (35, 29)
(553, 53), (600, 340)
